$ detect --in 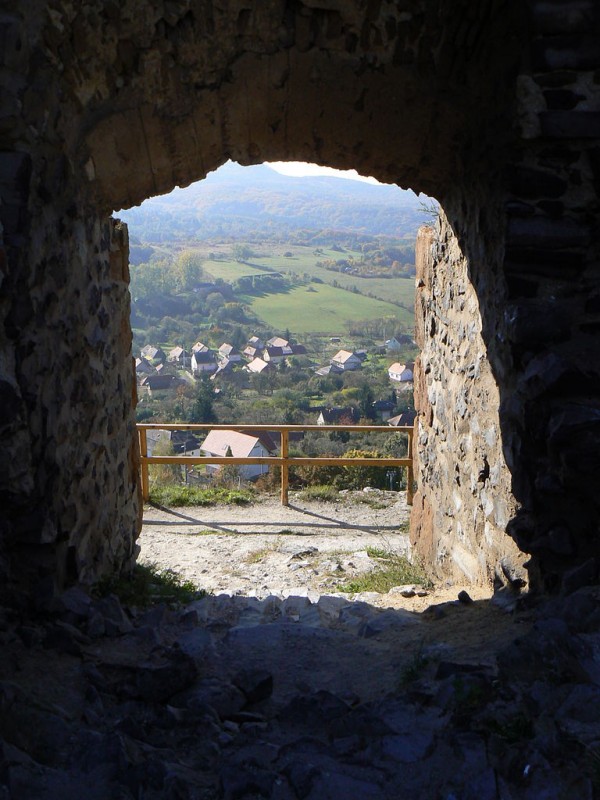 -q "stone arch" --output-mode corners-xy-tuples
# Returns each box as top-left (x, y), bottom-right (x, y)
(1, 1), (599, 602)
